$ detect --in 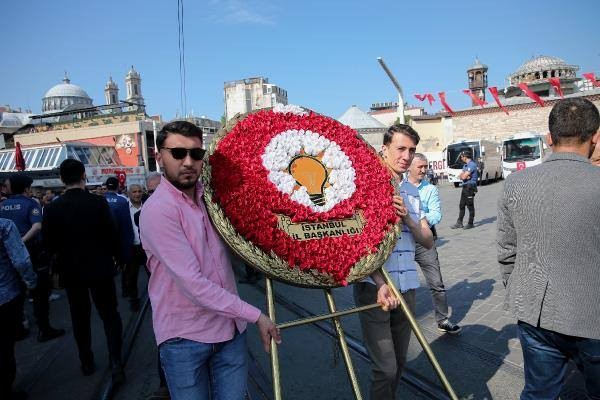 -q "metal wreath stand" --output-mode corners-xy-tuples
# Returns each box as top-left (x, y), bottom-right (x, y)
(202, 113), (458, 400)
